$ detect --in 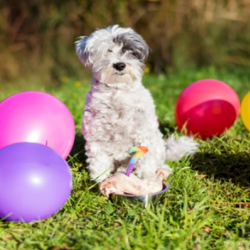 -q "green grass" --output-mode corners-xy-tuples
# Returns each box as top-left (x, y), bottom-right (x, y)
(0, 67), (250, 250)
